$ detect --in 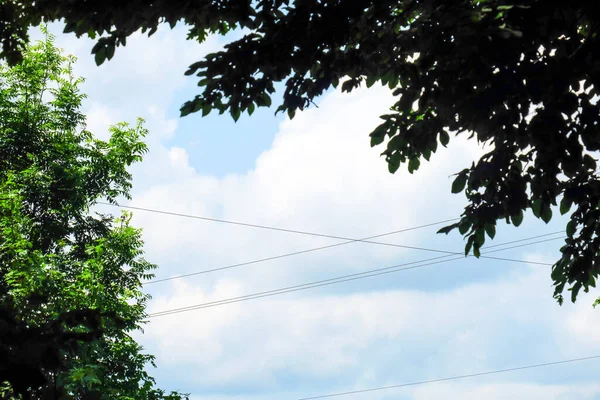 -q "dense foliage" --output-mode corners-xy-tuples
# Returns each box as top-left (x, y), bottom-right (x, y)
(0, 32), (187, 399)
(1, 1), (599, 304)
